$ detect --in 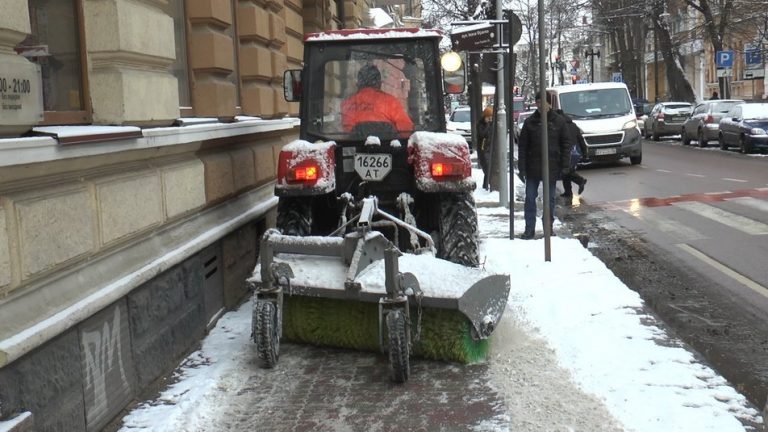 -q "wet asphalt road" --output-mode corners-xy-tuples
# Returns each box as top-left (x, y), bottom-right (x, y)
(561, 137), (768, 411)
